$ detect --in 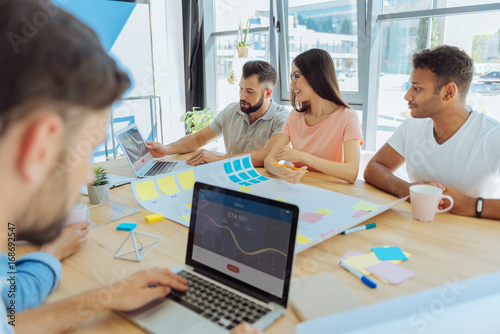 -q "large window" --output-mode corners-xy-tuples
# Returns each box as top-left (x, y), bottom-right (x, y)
(204, 0), (500, 150)
(375, 4), (500, 149)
